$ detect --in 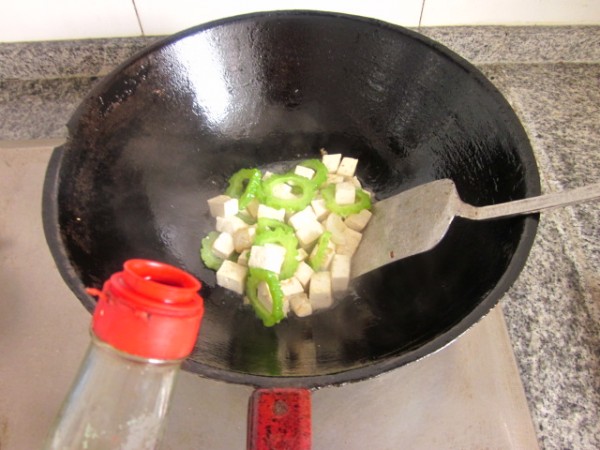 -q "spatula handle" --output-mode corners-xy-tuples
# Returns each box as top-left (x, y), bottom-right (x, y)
(461, 182), (600, 220)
